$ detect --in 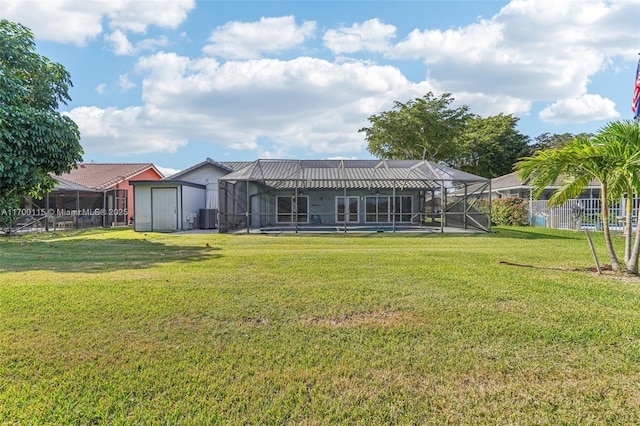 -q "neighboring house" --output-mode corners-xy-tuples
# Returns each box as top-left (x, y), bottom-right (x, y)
(490, 172), (601, 200)
(10, 164), (163, 233)
(132, 158), (491, 233)
(490, 171), (607, 229)
(56, 163), (164, 225)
